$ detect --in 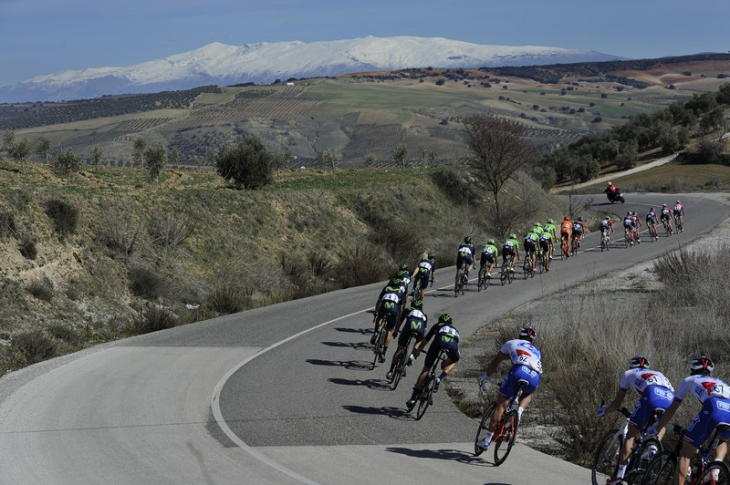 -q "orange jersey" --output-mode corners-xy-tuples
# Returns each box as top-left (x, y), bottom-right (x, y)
(561, 220), (572, 233)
